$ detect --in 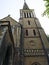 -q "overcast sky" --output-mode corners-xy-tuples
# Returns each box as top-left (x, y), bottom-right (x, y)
(0, 0), (49, 35)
